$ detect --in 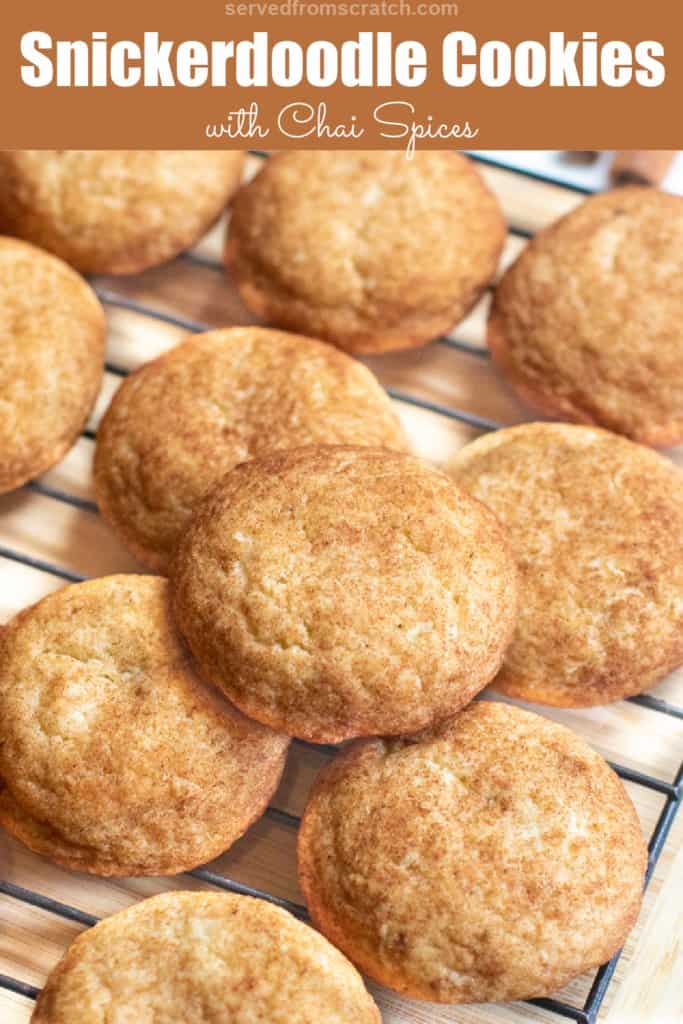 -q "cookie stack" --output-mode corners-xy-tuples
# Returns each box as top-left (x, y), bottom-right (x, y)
(1, 149), (681, 1021)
